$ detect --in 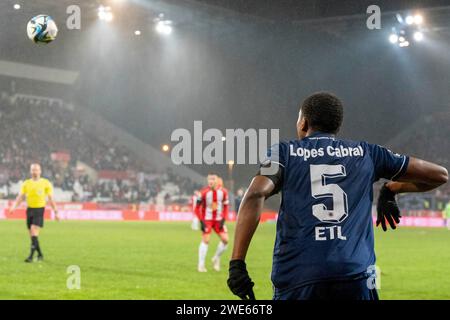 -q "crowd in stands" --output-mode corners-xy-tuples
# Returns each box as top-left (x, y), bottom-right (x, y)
(387, 111), (450, 207)
(390, 113), (450, 173)
(0, 92), (201, 204)
(69, 169), (201, 203)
